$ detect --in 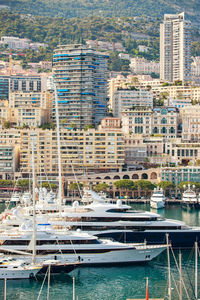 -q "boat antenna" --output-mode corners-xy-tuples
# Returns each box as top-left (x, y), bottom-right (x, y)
(31, 136), (36, 265)
(53, 77), (63, 214)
